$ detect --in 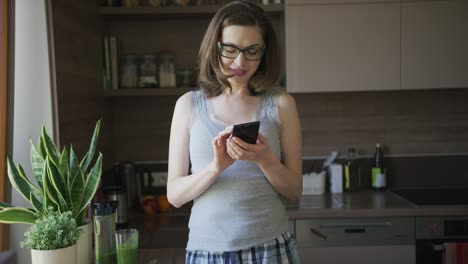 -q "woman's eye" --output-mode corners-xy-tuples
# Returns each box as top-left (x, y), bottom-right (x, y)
(224, 47), (237, 53)
(247, 49), (260, 55)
